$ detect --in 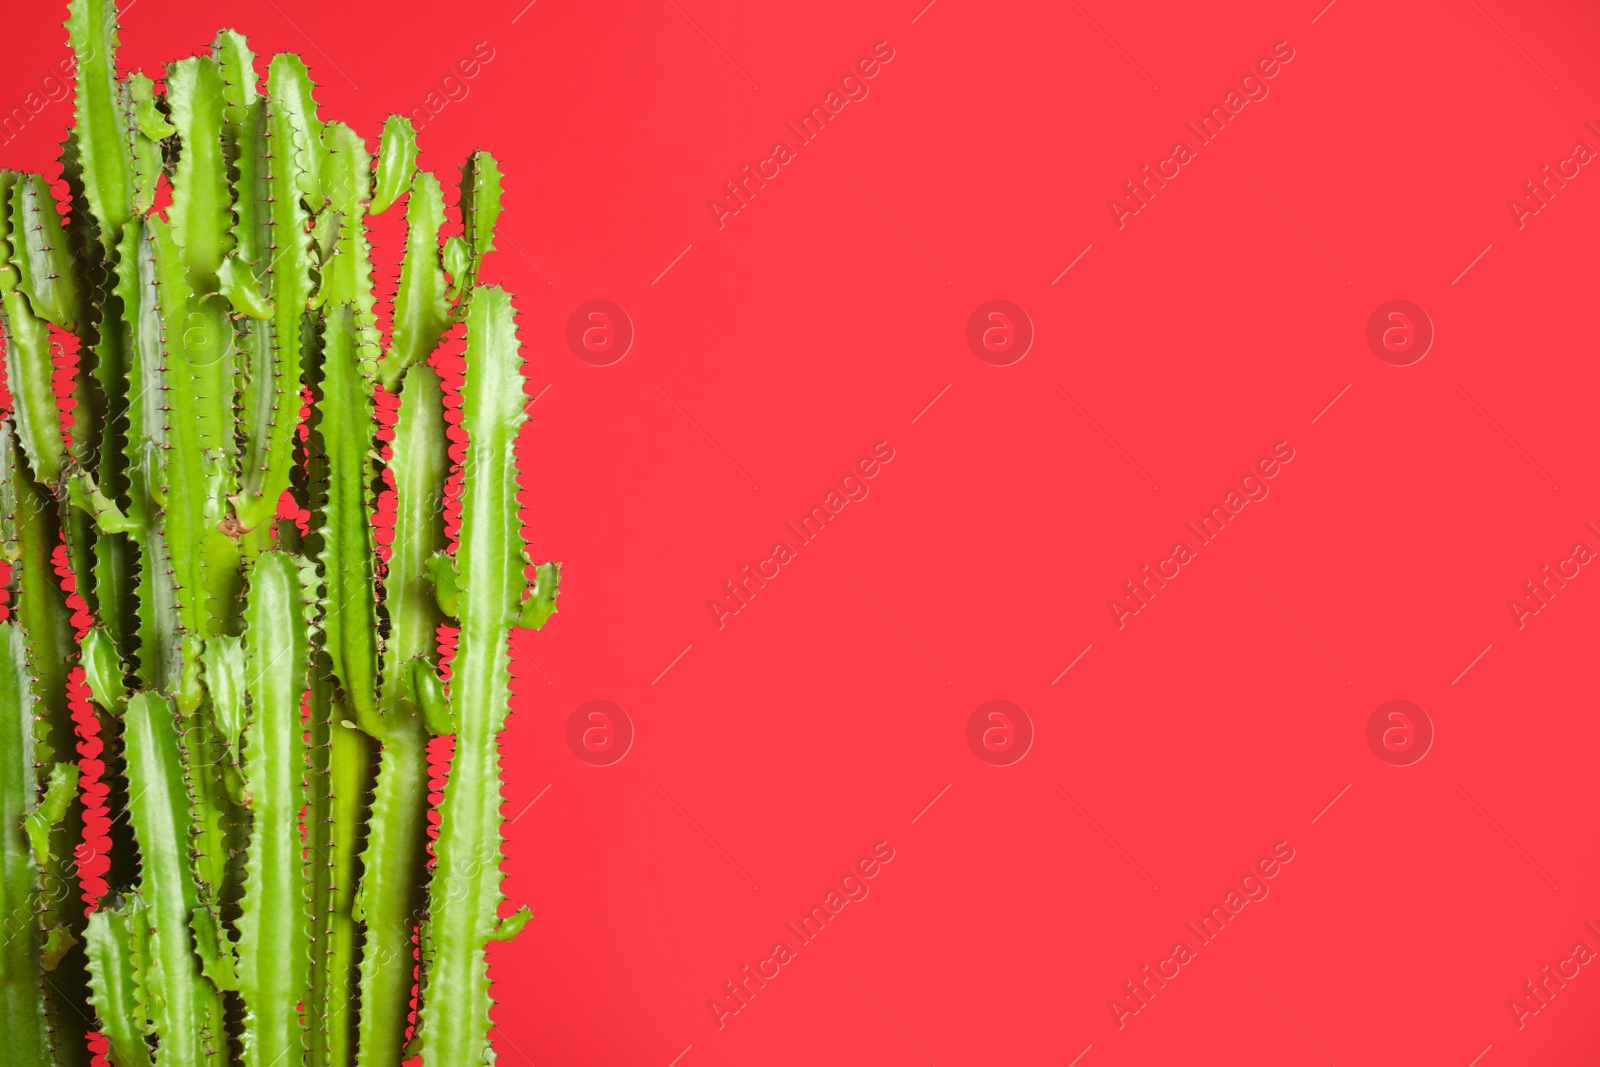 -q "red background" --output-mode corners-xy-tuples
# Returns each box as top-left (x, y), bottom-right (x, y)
(4, 1), (1600, 1064)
